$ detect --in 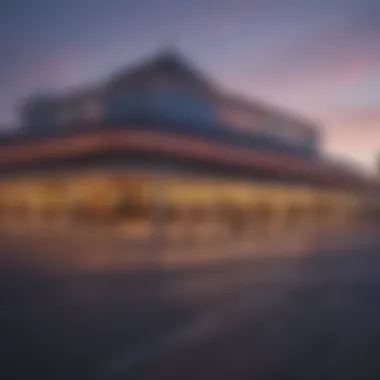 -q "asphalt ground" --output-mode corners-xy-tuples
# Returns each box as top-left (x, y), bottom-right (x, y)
(1, 229), (380, 380)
